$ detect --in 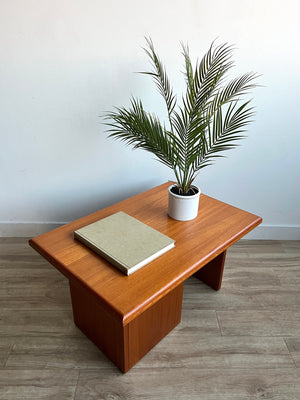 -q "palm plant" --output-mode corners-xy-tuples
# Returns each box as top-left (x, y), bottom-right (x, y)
(105, 38), (258, 195)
